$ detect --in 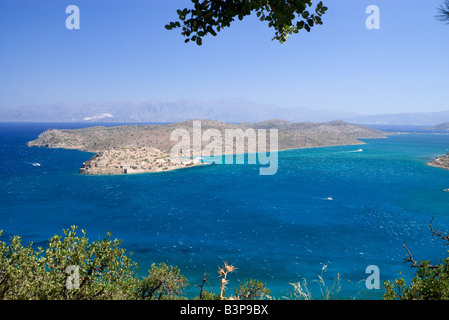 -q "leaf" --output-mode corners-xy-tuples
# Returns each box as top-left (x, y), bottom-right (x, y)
(167, 0), (328, 45)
